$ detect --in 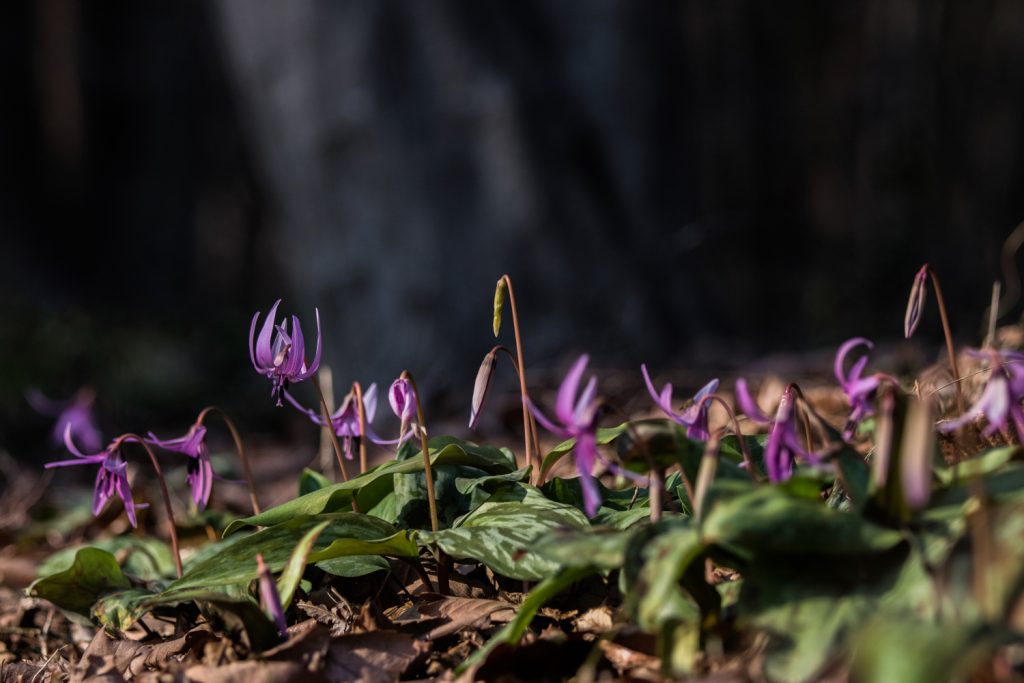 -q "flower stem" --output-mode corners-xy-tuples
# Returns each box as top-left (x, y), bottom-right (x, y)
(499, 275), (536, 483)
(352, 381), (369, 475)
(927, 266), (966, 416)
(197, 406), (261, 515)
(400, 370), (449, 594)
(400, 371), (440, 534)
(311, 374), (350, 482)
(697, 394), (758, 480)
(122, 434), (183, 578)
